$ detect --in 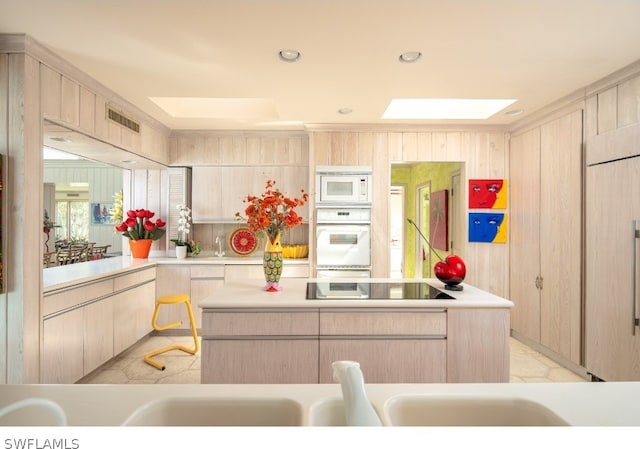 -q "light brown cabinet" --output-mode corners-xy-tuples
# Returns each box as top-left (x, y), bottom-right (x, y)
(191, 167), (224, 222)
(155, 264), (225, 329)
(192, 166), (309, 222)
(42, 308), (84, 384)
(509, 109), (583, 365)
(318, 309), (447, 384)
(585, 137), (640, 380)
(201, 305), (510, 384)
(42, 267), (156, 383)
(201, 310), (319, 384)
(83, 296), (115, 376)
(113, 282), (156, 355)
(38, 62), (163, 160)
